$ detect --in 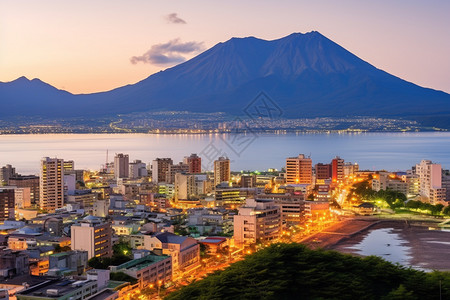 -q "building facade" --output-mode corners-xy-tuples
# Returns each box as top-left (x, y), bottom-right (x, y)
(114, 153), (129, 179)
(184, 154), (202, 174)
(214, 157), (230, 187)
(286, 154), (312, 185)
(0, 188), (15, 221)
(40, 157), (64, 213)
(234, 199), (281, 246)
(152, 158), (173, 184)
(71, 216), (112, 259)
